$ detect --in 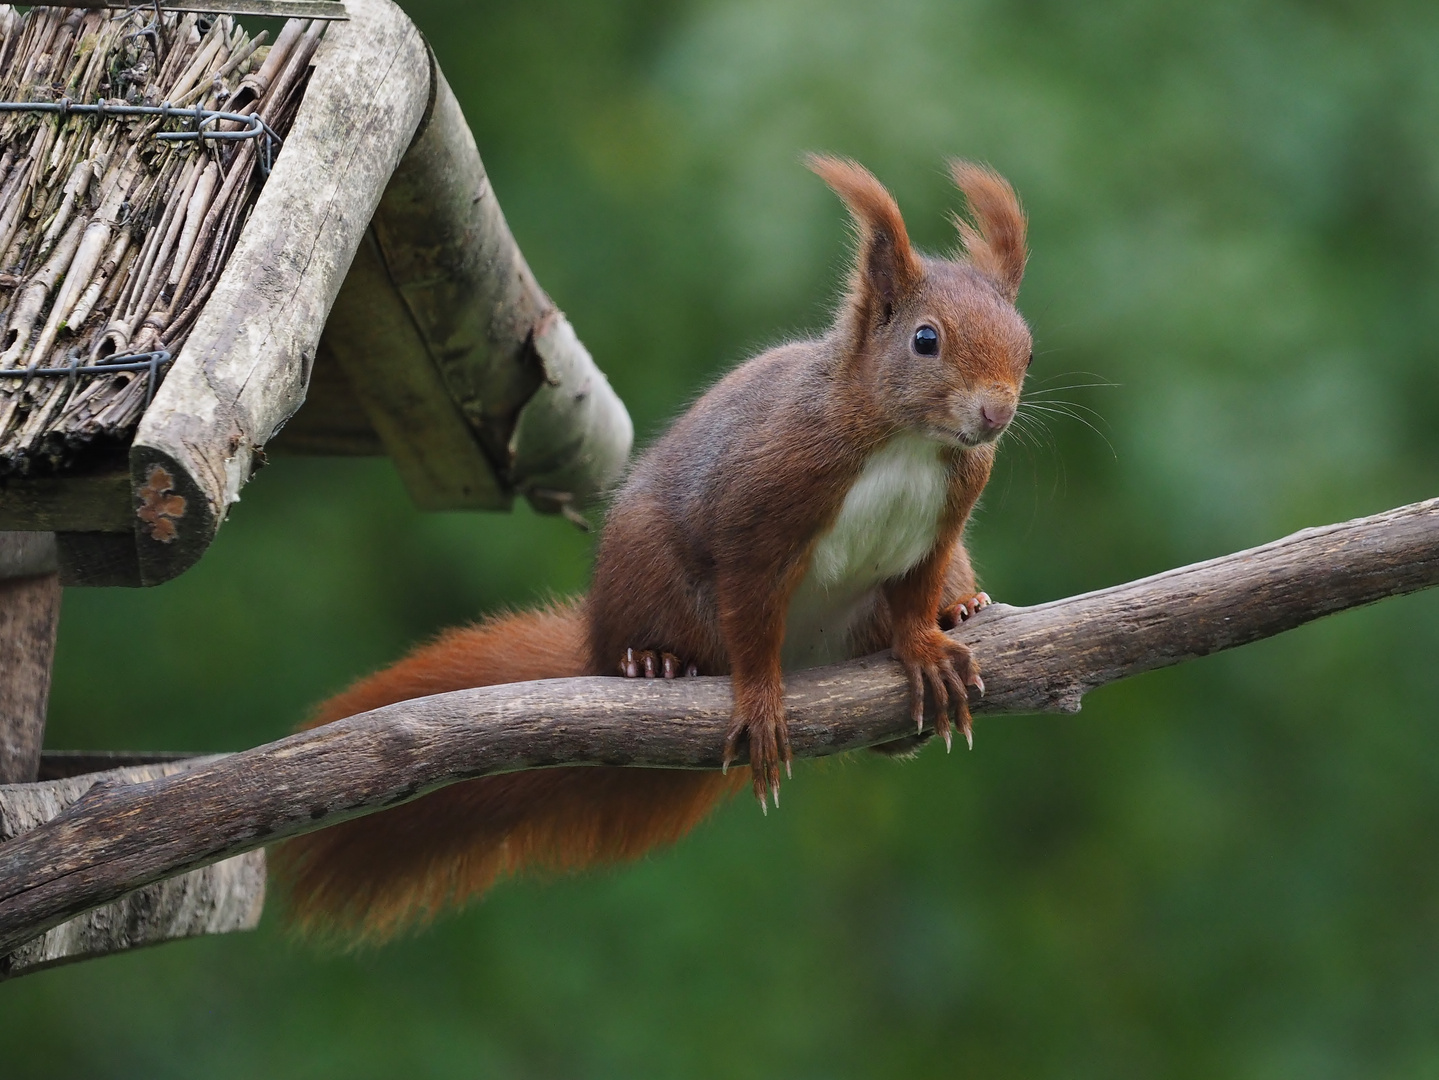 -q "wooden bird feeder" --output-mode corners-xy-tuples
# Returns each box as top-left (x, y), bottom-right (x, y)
(0, 0), (630, 978)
